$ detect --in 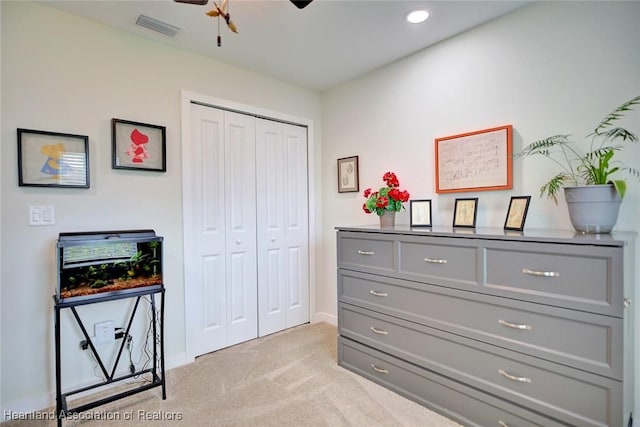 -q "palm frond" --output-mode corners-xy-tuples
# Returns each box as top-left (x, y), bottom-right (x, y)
(624, 166), (640, 179)
(598, 127), (638, 143)
(516, 135), (570, 158)
(592, 95), (640, 135)
(540, 173), (570, 204)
